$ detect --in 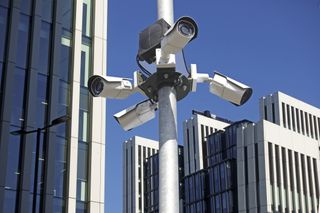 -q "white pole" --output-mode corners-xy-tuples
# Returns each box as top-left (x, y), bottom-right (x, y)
(157, 0), (174, 25)
(158, 87), (179, 213)
(157, 0), (179, 212)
